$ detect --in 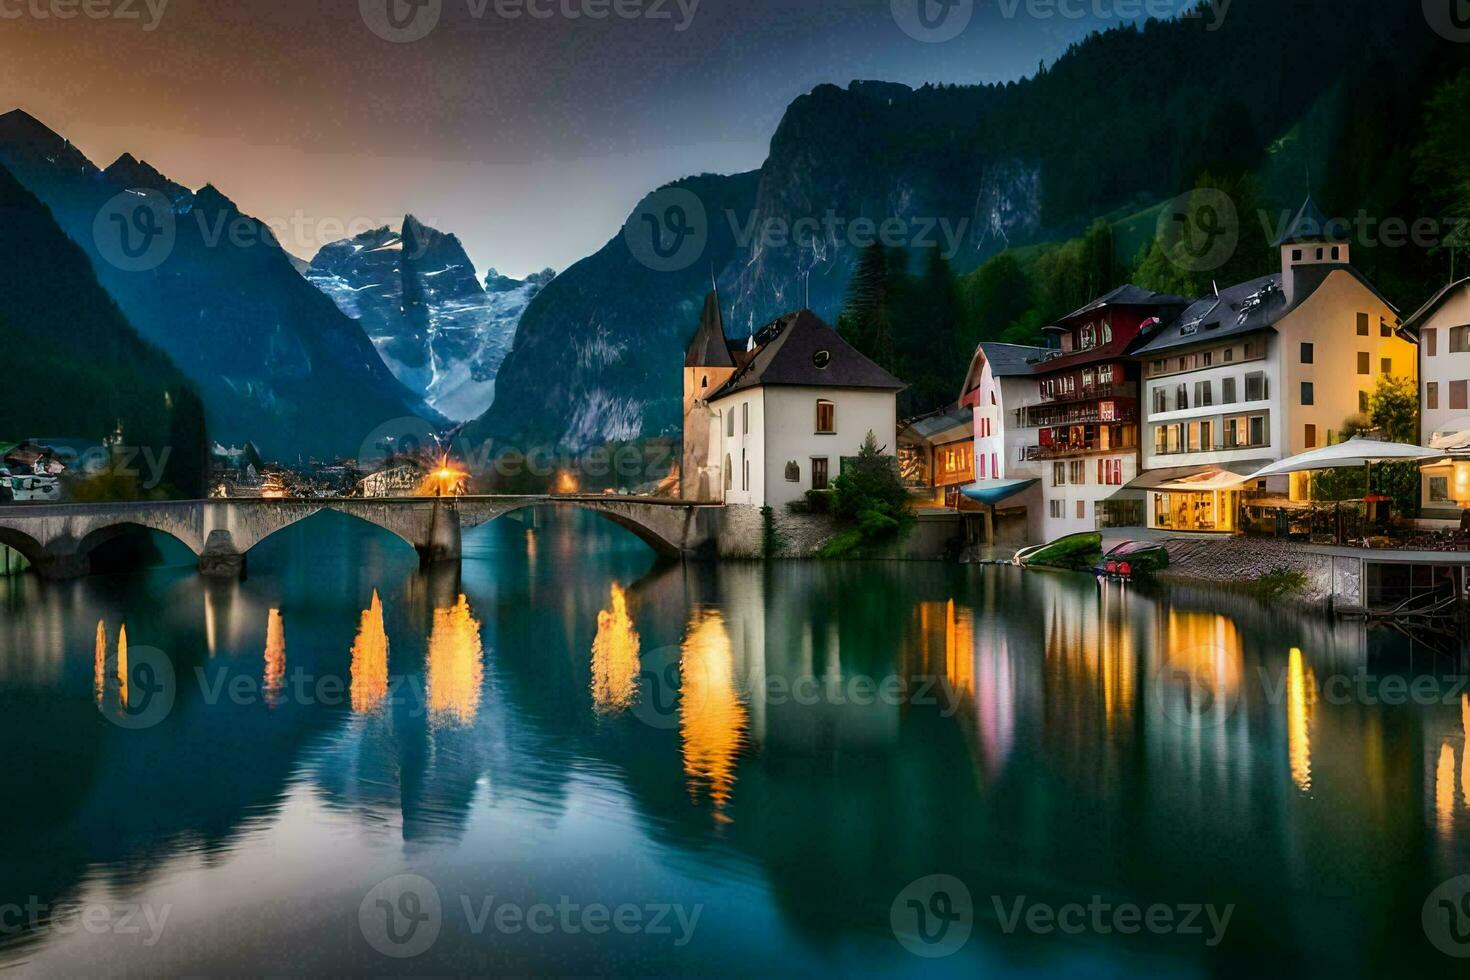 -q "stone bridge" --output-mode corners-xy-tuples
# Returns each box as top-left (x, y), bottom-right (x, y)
(0, 496), (723, 579)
